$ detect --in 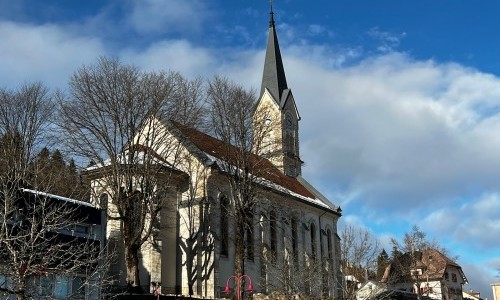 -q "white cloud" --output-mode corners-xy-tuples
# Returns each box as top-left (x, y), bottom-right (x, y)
(461, 263), (497, 300)
(308, 24), (325, 36)
(0, 21), (105, 89)
(126, 0), (211, 34)
(287, 53), (500, 214)
(367, 27), (407, 53)
(422, 193), (500, 252)
(120, 40), (216, 78)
